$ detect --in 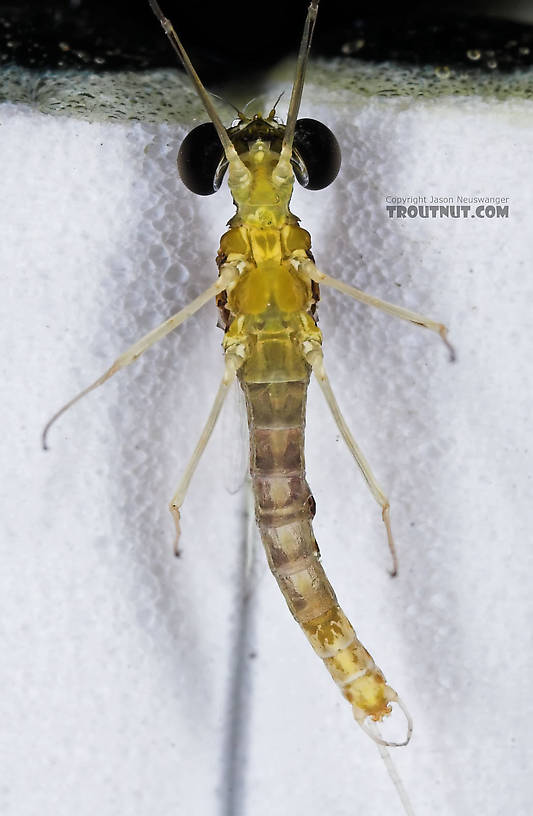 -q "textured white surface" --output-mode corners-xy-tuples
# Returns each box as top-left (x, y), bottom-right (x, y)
(1, 76), (533, 816)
